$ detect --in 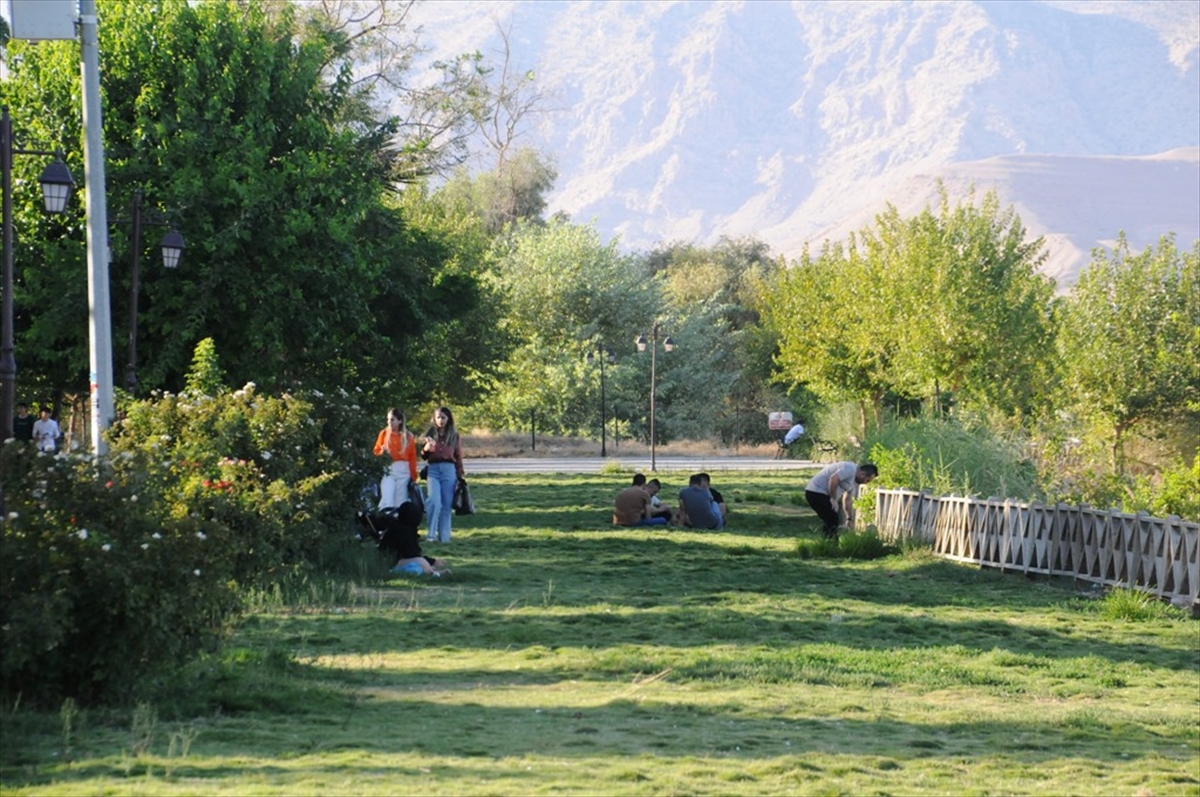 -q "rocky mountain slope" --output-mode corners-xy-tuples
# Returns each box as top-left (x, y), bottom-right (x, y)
(410, 0), (1200, 286)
